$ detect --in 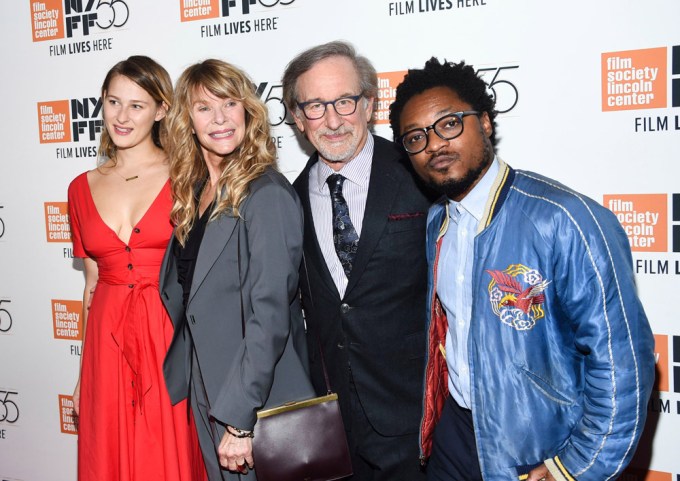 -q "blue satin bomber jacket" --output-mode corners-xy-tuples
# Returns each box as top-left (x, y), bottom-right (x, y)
(420, 160), (655, 481)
